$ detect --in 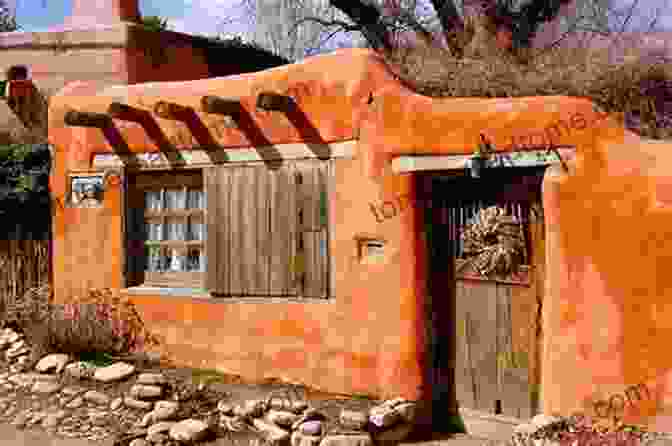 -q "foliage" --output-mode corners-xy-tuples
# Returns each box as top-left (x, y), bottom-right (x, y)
(140, 15), (170, 32)
(0, 284), (163, 364)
